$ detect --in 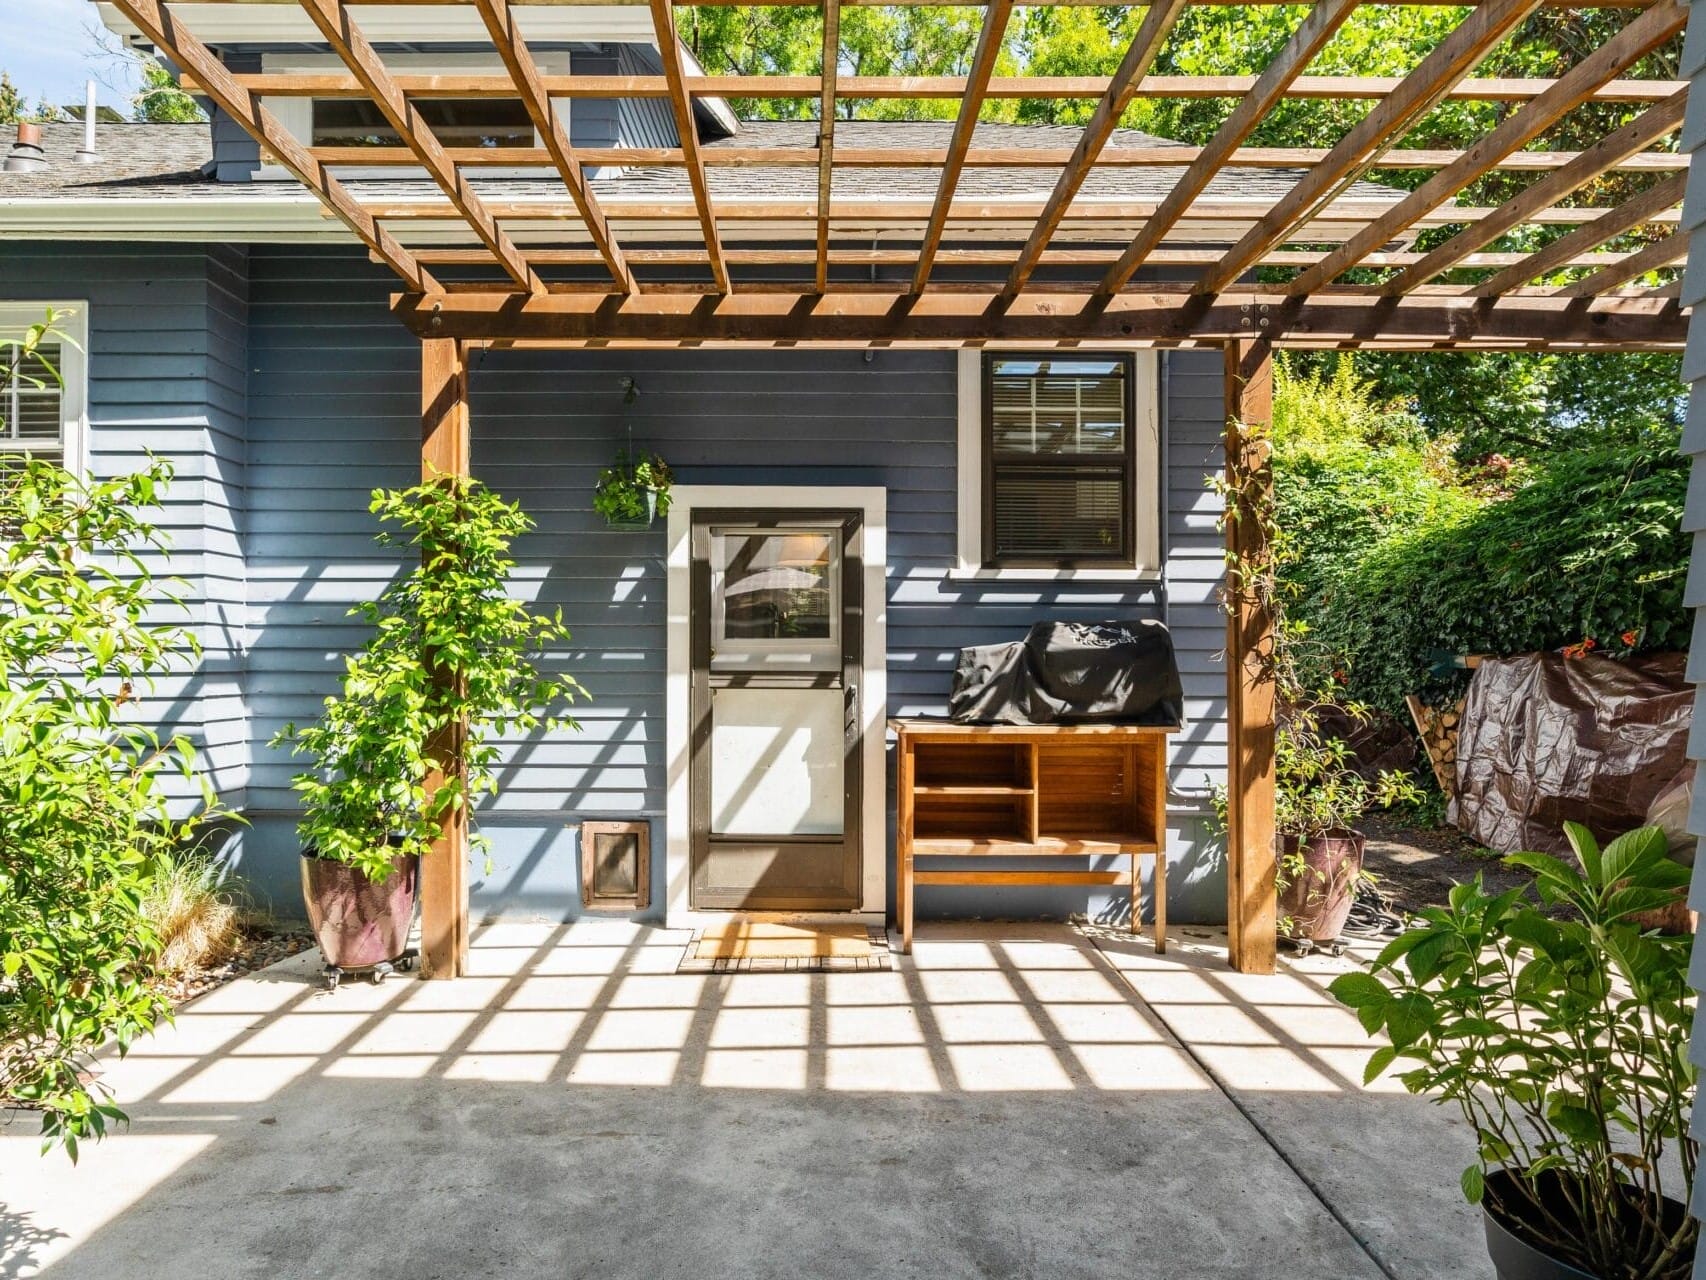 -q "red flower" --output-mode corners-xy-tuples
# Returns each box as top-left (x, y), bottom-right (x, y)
(1621, 629), (1641, 648)
(1561, 638), (1596, 659)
